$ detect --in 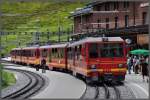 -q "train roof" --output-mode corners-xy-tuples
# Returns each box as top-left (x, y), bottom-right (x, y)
(22, 46), (39, 50)
(12, 46), (39, 50)
(12, 48), (21, 50)
(40, 43), (68, 49)
(68, 37), (124, 47)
